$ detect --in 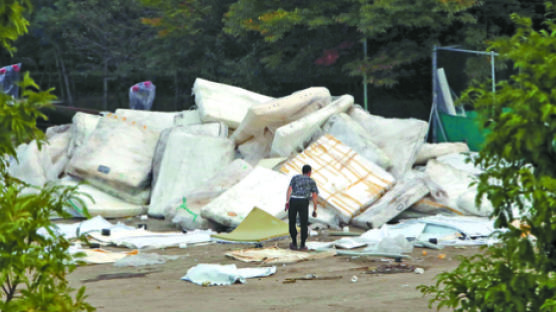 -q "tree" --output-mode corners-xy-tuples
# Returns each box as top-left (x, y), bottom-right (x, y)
(31, 0), (157, 110)
(419, 8), (556, 311)
(223, 0), (480, 88)
(0, 1), (93, 310)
